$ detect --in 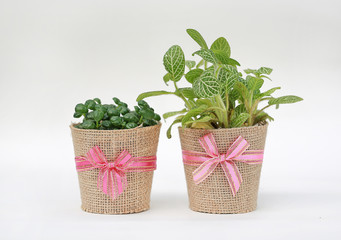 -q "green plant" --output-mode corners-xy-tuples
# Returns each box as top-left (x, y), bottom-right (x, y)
(137, 29), (303, 138)
(73, 98), (160, 130)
